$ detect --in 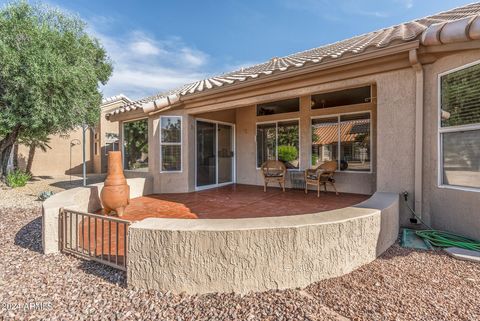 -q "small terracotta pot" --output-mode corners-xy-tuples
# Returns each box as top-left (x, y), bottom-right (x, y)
(101, 151), (130, 217)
